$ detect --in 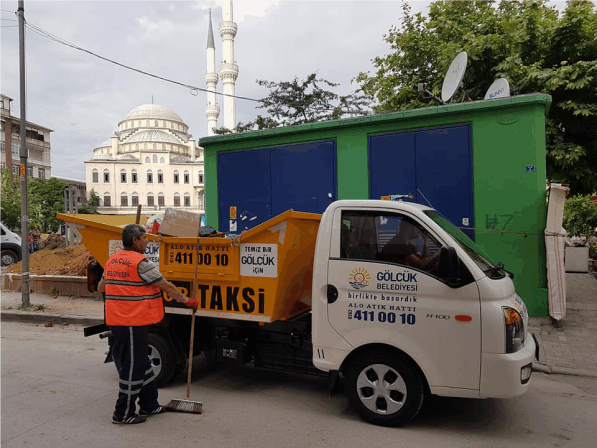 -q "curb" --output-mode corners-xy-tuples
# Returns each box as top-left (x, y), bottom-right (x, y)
(532, 362), (597, 378)
(1, 310), (103, 327)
